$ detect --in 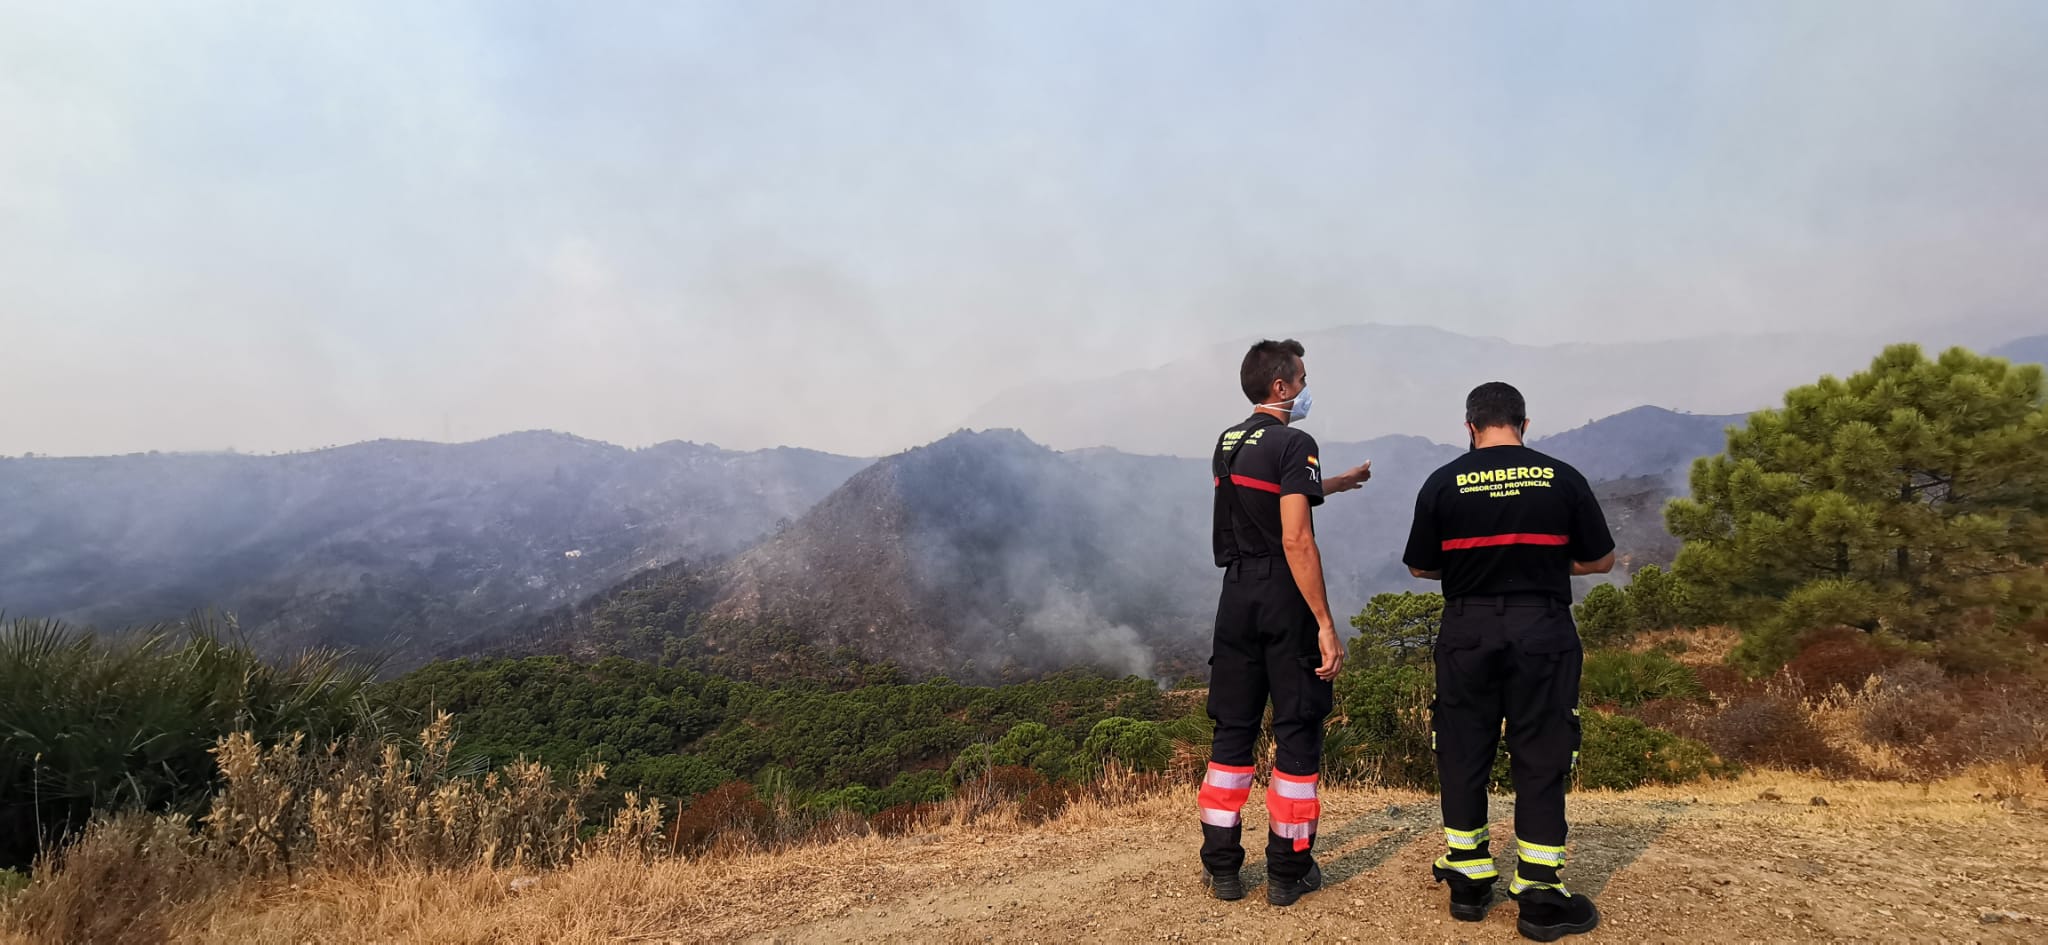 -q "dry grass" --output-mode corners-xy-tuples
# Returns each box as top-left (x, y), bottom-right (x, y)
(50, 767), (1174, 945)
(28, 767), (2028, 945)
(0, 716), (643, 944)
(1628, 624), (1742, 666)
(0, 729), (1181, 945)
(0, 812), (219, 945)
